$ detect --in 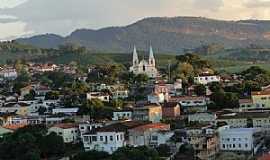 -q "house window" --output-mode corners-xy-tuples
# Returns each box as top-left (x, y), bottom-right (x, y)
(239, 144), (241, 148)
(152, 136), (158, 141)
(233, 144), (235, 148)
(117, 135), (119, 141)
(92, 136), (97, 141)
(245, 144), (248, 148)
(223, 144), (225, 148)
(84, 136), (89, 142)
(110, 136), (113, 141)
(100, 136), (103, 141)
